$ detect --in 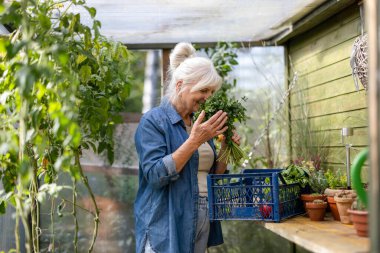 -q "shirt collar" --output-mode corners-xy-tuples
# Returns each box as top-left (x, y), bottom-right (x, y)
(160, 98), (184, 126)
